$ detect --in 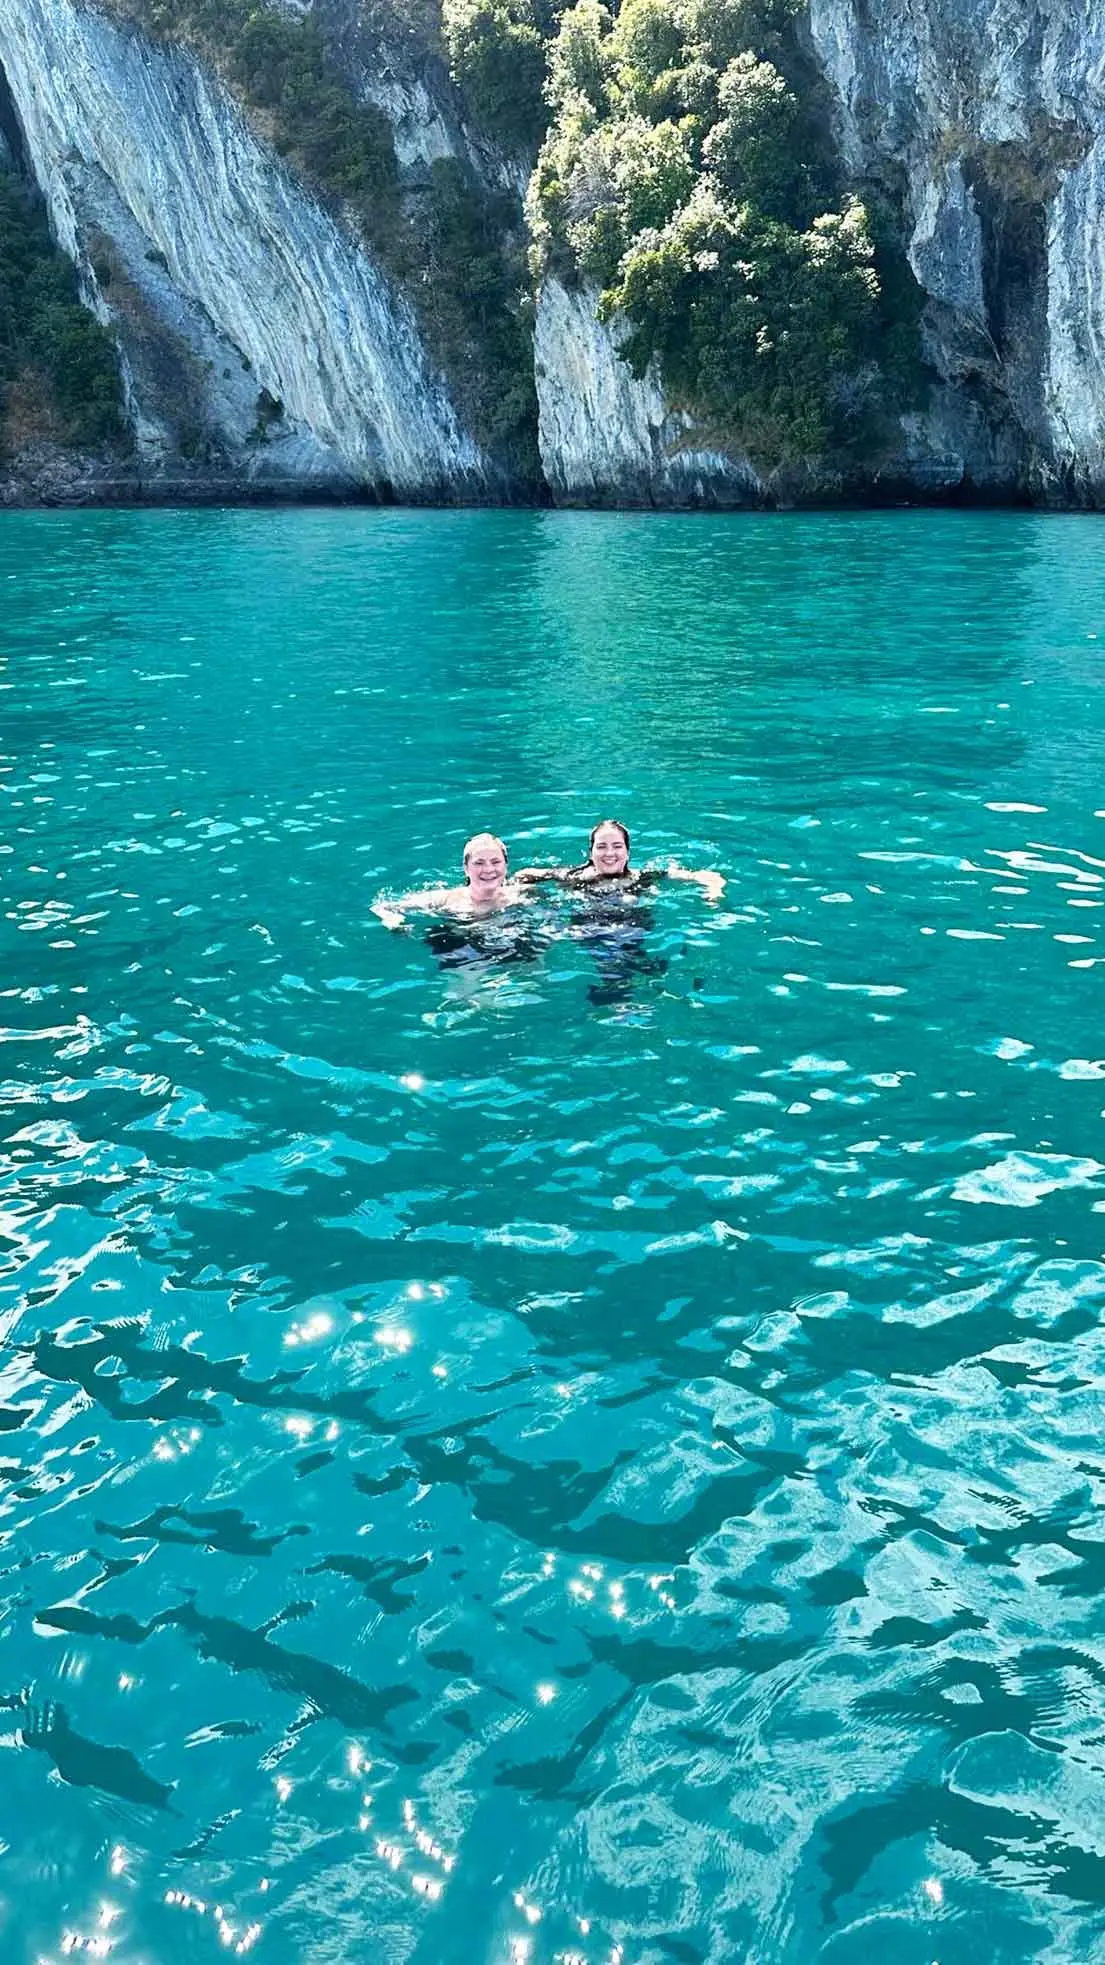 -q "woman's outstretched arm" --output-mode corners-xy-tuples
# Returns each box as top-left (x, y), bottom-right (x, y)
(372, 887), (449, 930)
(663, 863), (726, 902)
